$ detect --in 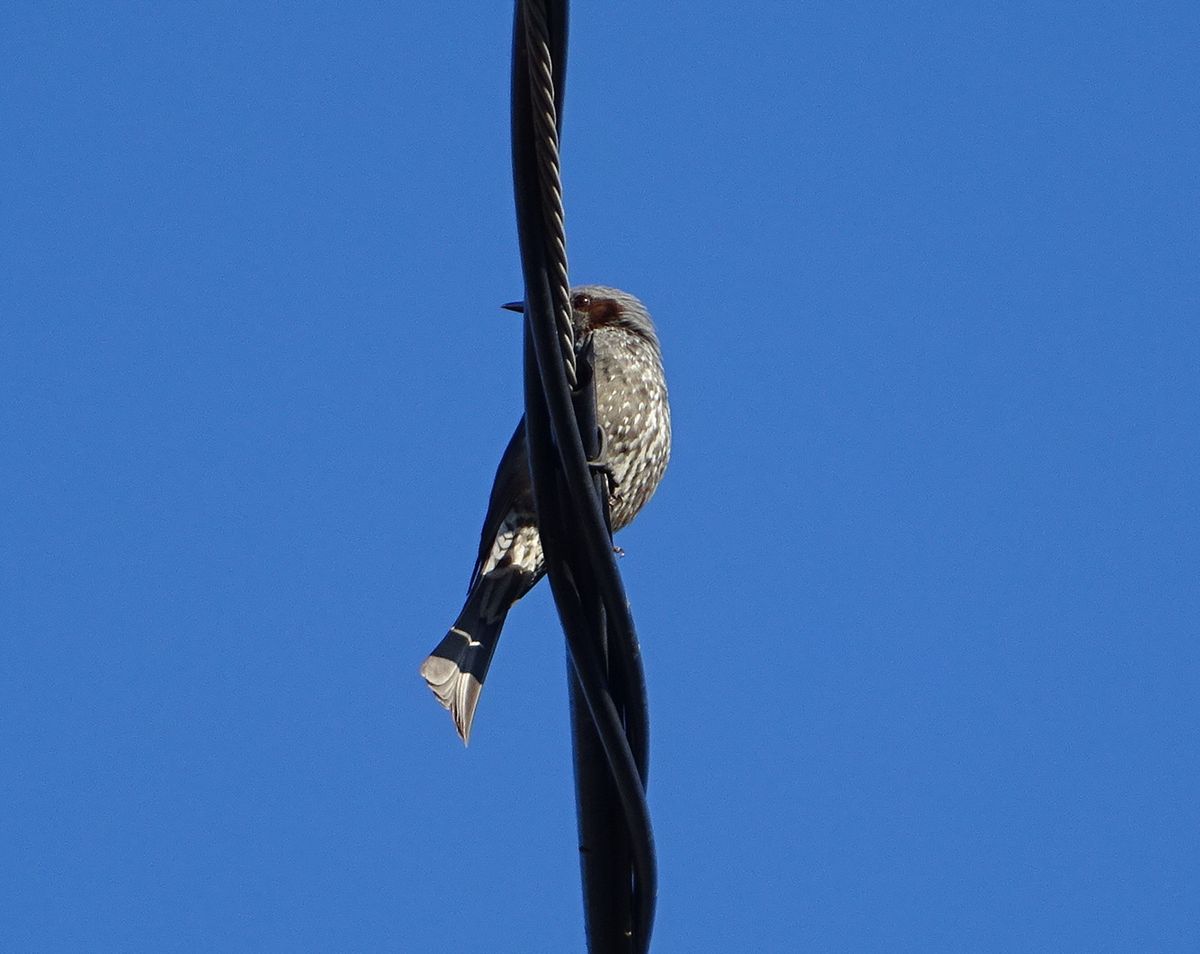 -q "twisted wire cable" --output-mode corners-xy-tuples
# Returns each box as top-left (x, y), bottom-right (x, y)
(512, 2), (657, 949)
(521, 0), (577, 388)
